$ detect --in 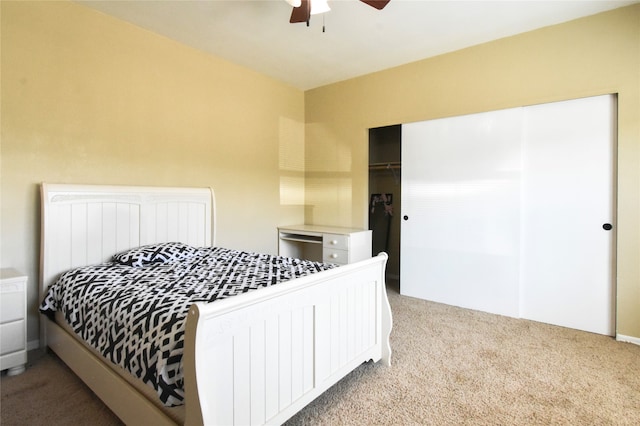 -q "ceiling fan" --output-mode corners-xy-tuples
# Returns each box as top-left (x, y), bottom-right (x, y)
(285, 0), (391, 24)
